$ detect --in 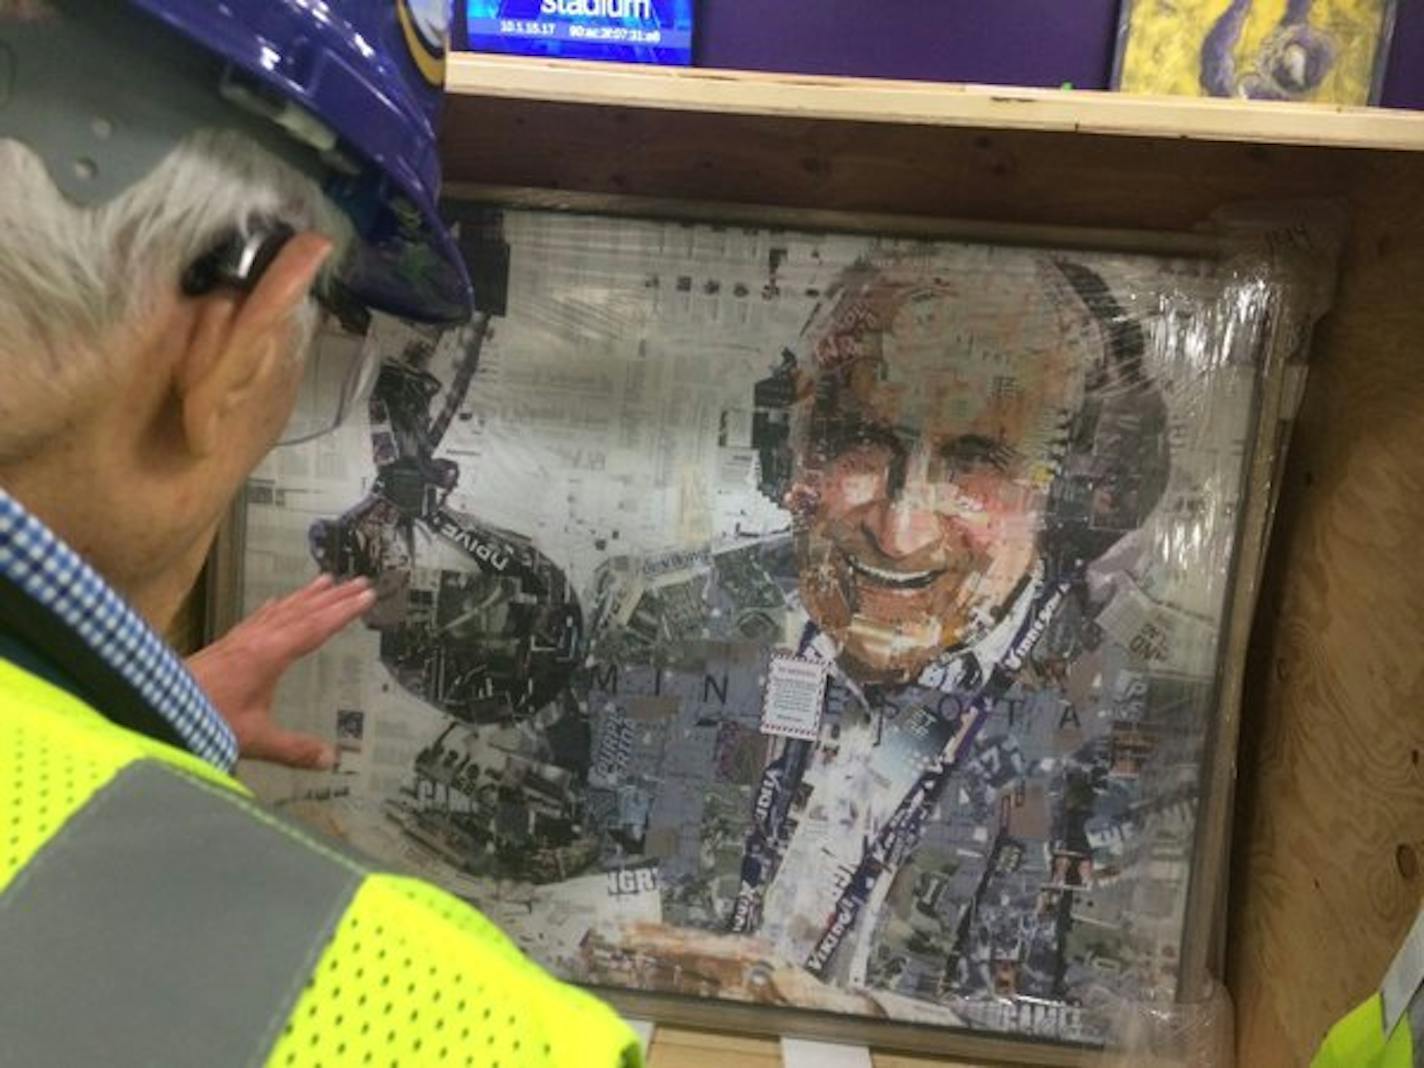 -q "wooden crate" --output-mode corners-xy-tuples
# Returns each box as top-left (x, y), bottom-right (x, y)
(430, 55), (1424, 1068)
